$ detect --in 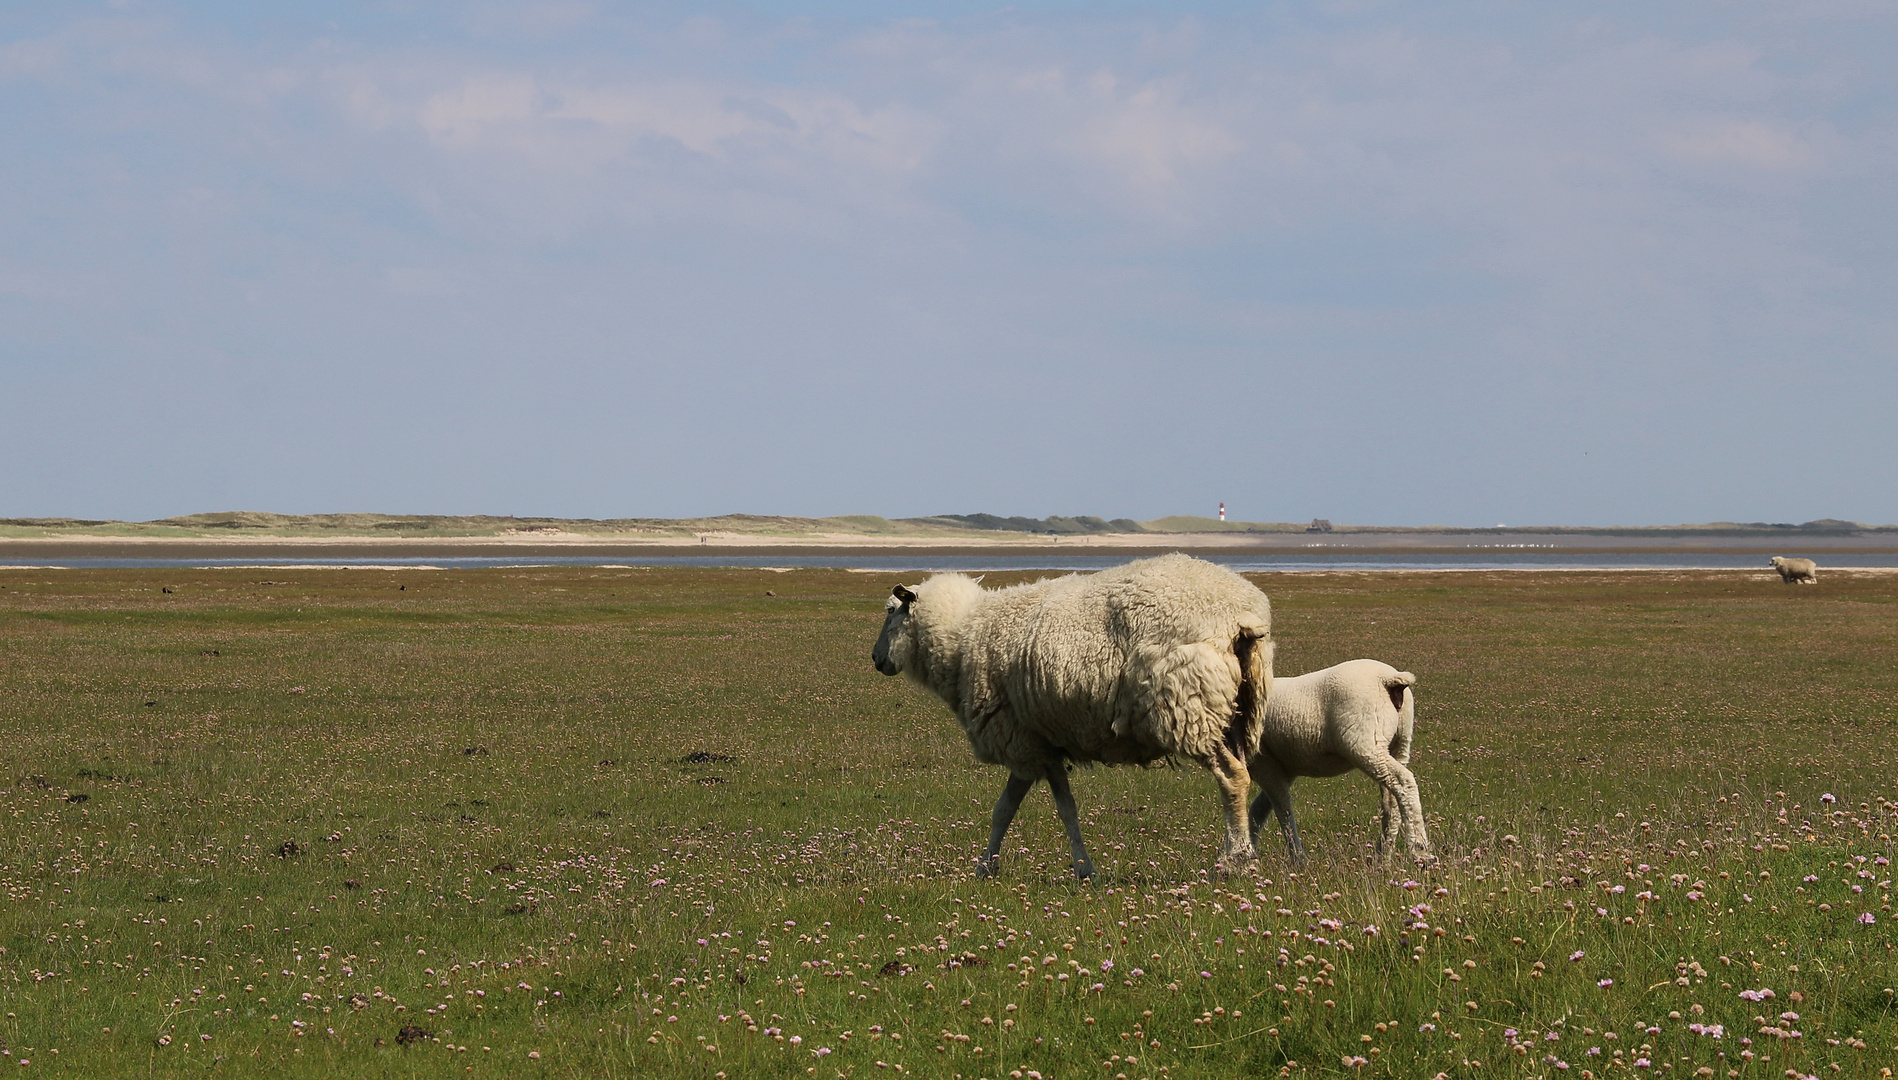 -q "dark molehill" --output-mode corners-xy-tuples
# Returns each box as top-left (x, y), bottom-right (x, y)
(66, 793), (89, 803)
(492, 861), (516, 874)
(275, 840), (301, 858)
(879, 960), (913, 977)
(395, 1023), (432, 1046)
(343, 879), (362, 889)
(696, 776), (726, 786)
(681, 751), (735, 764)
(463, 746), (489, 756)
